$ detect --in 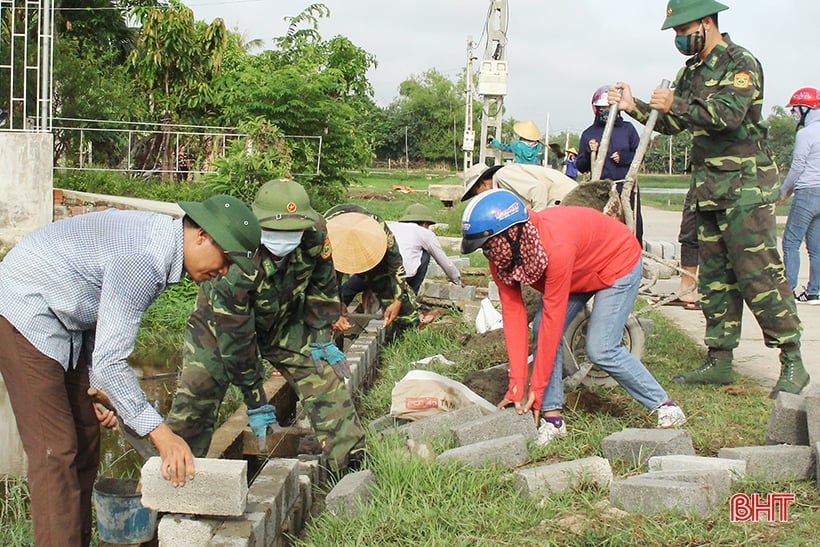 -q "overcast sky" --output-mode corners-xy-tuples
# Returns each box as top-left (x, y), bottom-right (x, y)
(189, 0), (816, 139)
